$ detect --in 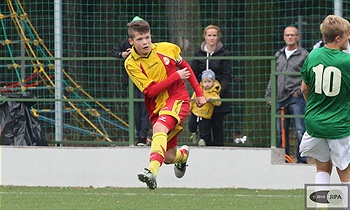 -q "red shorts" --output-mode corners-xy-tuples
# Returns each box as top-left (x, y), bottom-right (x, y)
(149, 99), (190, 150)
